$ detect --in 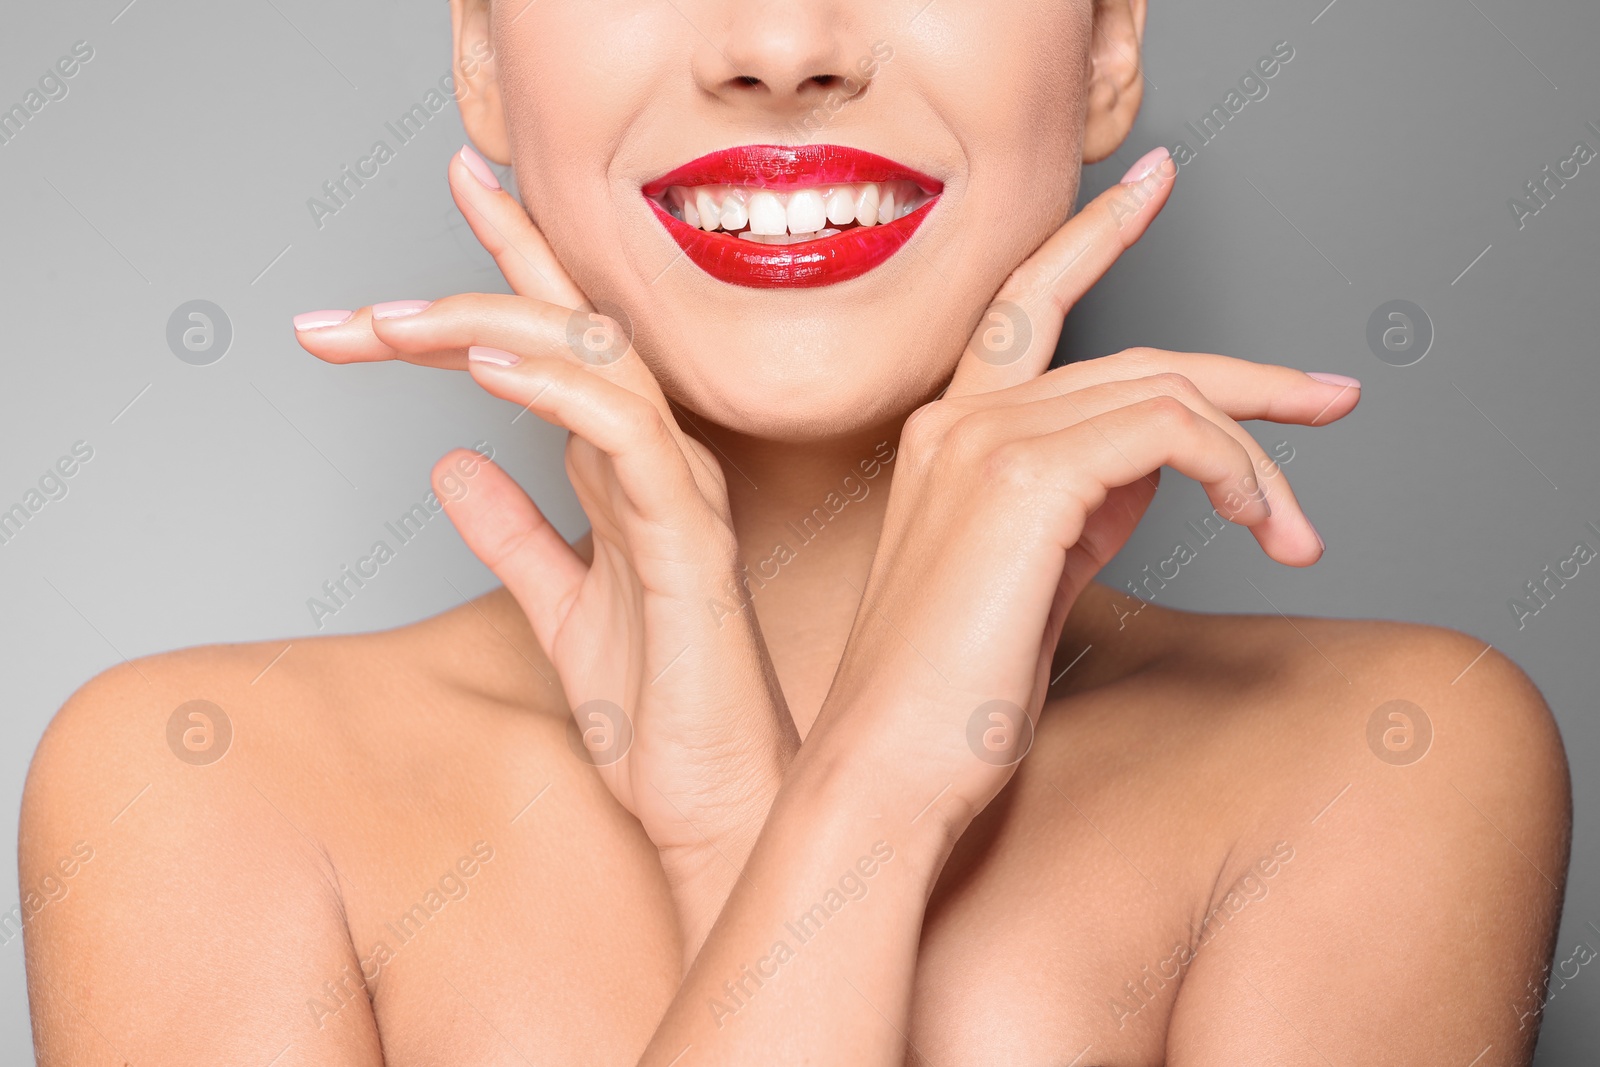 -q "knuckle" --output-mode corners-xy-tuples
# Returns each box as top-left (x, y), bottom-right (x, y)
(942, 411), (994, 466)
(1148, 371), (1199, 399)
(900, 402), (956, 461)
(1139, 393), (1196, 428)
(617, 396), (668, 448)
(980, 439), (1043, 496)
